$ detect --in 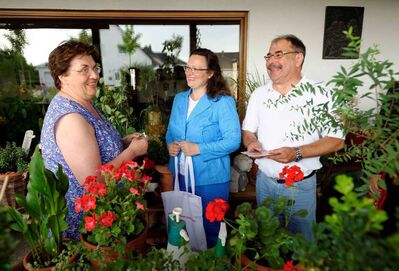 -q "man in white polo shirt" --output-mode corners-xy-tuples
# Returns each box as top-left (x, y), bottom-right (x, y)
(242, 34), (345, 241)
